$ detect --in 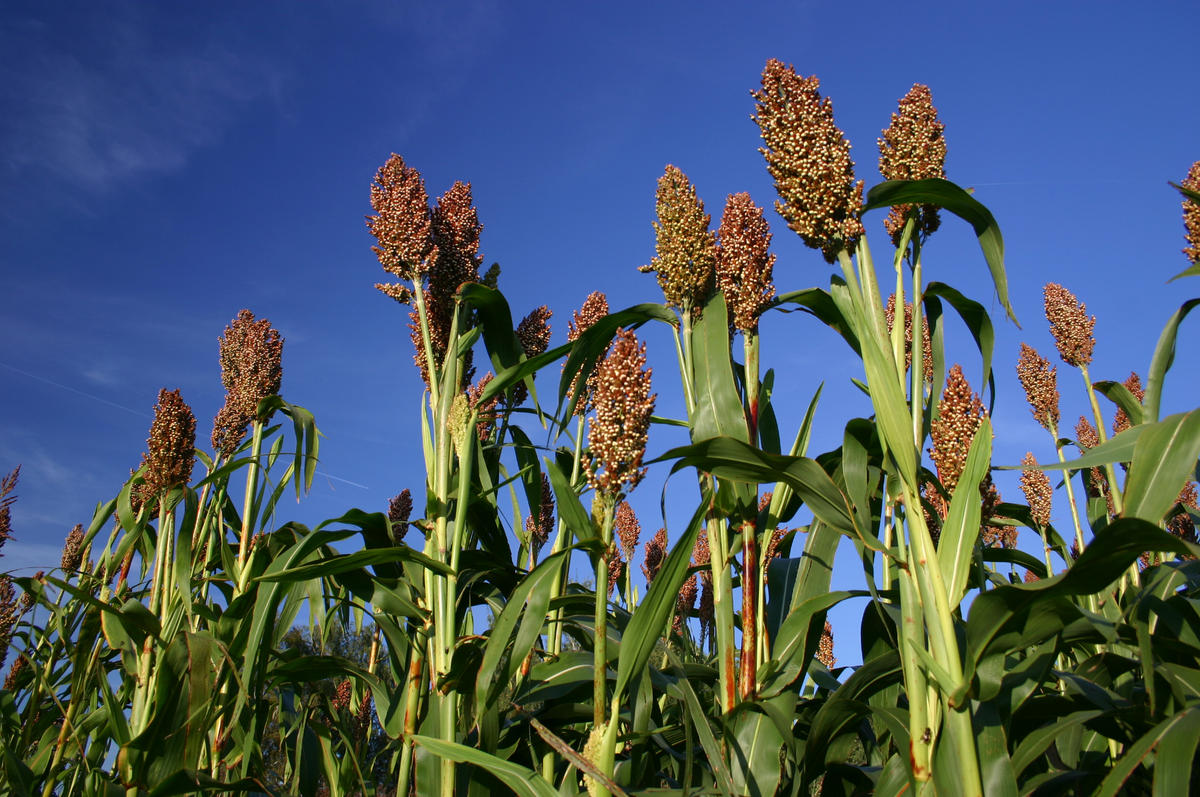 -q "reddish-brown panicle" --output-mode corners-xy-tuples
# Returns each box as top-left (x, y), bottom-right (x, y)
(606, 545), (625, 597)
(1112, 372), (1145, 436)
(642, 527), (668, 584)
(640, 165), (717, 314)
(367, 154), (435, 283)
(142, 389), (196, 498)
(525, 473), (555, 558)
(388, 489), (413, 543)
(1016, 344), (1060, 432)
(585, 329), (656, 498)
(0, 576), (15, 670)
(0, 466), (18, 556)
(1019, 453), (1053, 528)
(673, 572), (697, 637)
(929, 365), (986, 496)
(511, 306), (553, 407)
(429, 181), (483, 305)
(1182, 161), (1200, 265)
(753, 60), (864, 263)
(615, 501), (641, 563)
(567, 292), (610, 417)
(467, 372), (498, 441)
(1023, 569), (1040, 584)
(716, 192), (776, 333)
(60, 524), (84, 571)
(1075, 416), (1112, 512)
(1167, 481), (1198, 544)
(1043, 284), (1096, 368)
(878, 84), (947, 244)
(885, 294), (933, 383)
(212, 310), (284, 457)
